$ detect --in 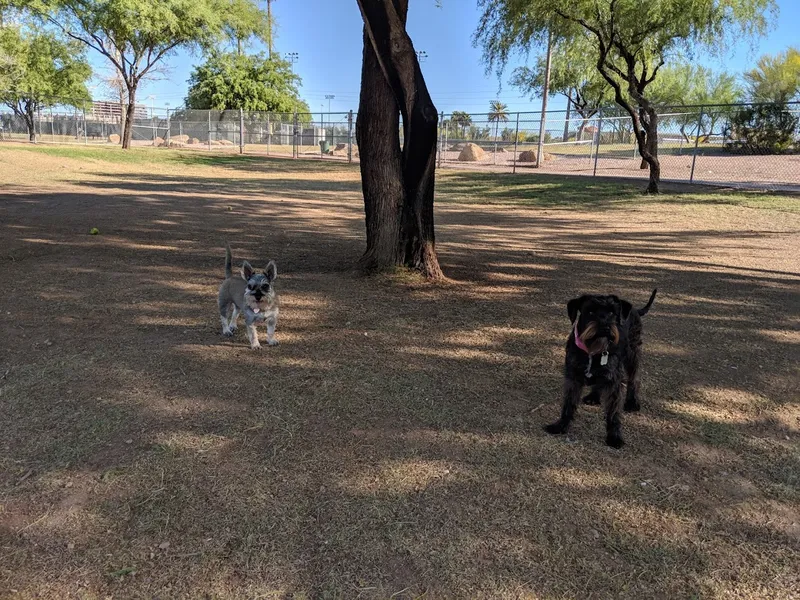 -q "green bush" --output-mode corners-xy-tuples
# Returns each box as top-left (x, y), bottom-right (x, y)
(724, 103), (799, 154)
